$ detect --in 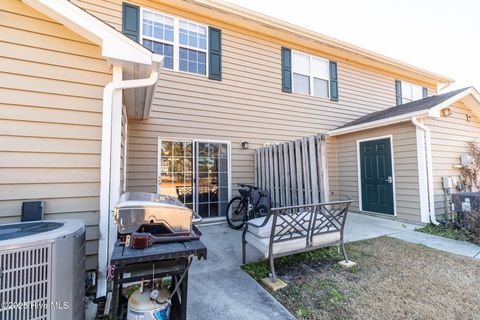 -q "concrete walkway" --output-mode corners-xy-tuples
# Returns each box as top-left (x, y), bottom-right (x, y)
(187, 212), (419, 320)
(389, 230), (480, 259)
